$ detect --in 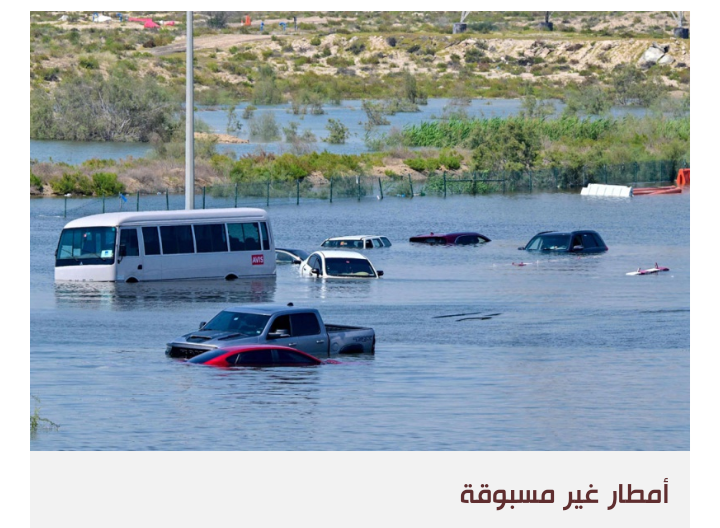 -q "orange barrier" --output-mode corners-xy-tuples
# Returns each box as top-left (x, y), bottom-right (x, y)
(245, 15), (251, 26)
(676, 168), (690, 187)
(633, 186), (682, 196)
